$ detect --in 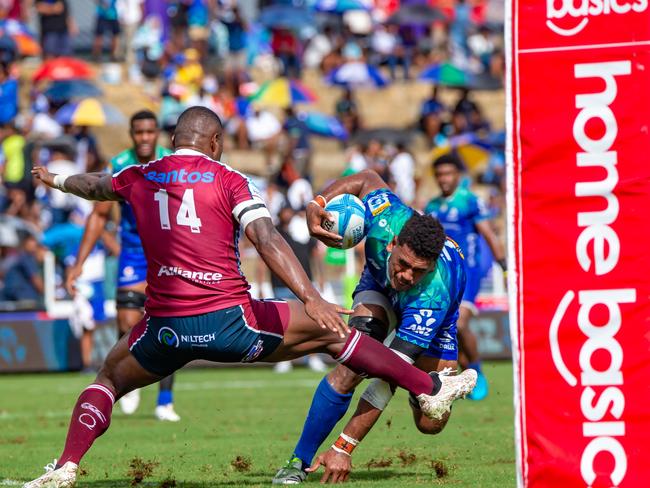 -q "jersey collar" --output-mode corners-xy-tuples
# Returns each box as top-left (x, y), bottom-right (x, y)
(174, 148), (211, 158)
